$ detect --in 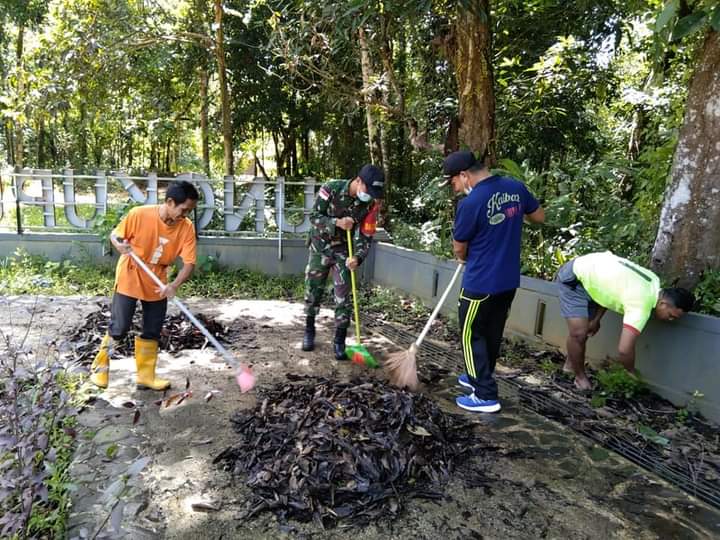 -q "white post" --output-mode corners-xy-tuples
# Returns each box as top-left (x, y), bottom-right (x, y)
(276, 176), (284, 260)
